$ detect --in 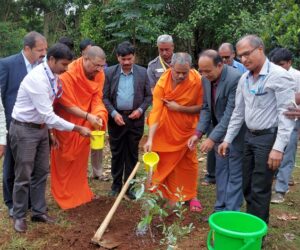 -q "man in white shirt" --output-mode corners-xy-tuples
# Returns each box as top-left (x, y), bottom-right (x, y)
(269, 48), (300, 203)
(218, 35), (295, 223)
(10, 43), (91, 233)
